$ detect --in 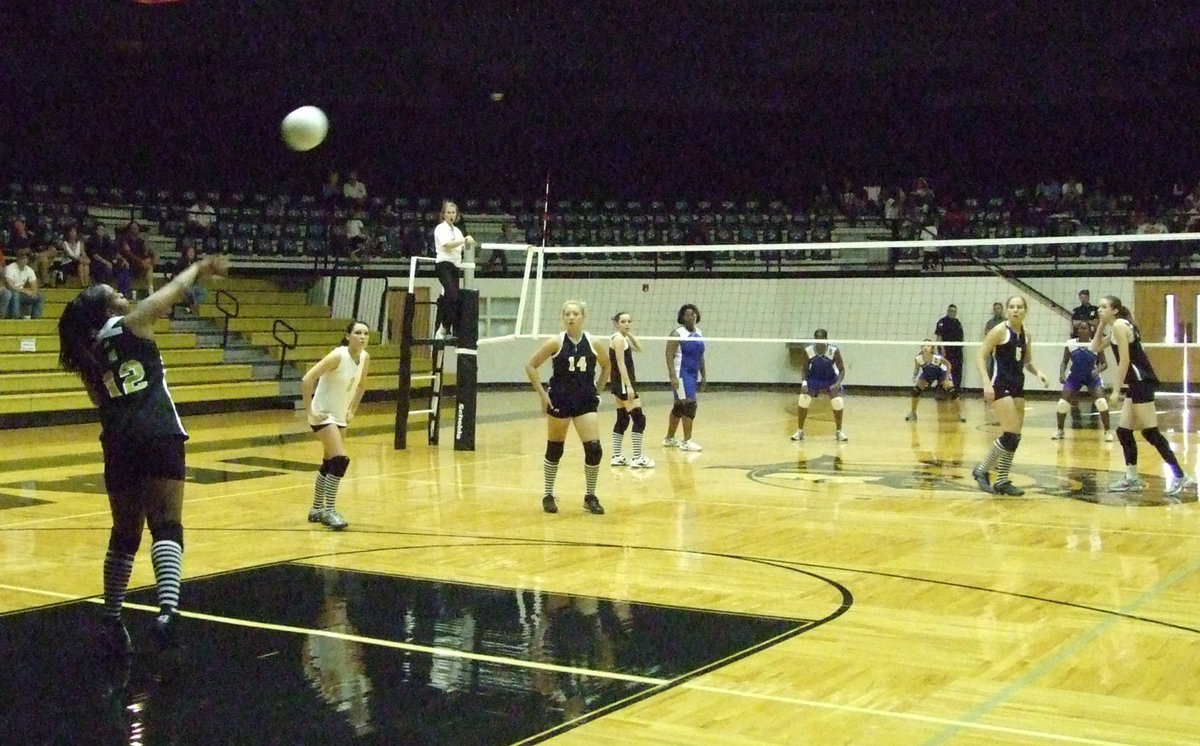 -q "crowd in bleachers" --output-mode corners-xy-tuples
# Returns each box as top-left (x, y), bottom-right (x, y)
(2, 175), (1199, 279)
